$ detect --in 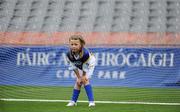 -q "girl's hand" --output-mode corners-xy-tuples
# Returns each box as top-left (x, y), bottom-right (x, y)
(81, 75), (88, 84)
(77, 78), (82, 85)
